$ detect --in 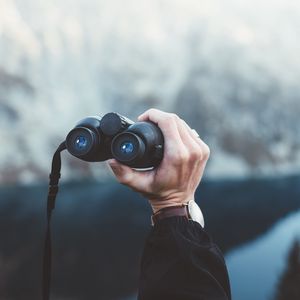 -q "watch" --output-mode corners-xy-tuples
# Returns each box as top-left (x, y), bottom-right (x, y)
(151, 200), (205, 227)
